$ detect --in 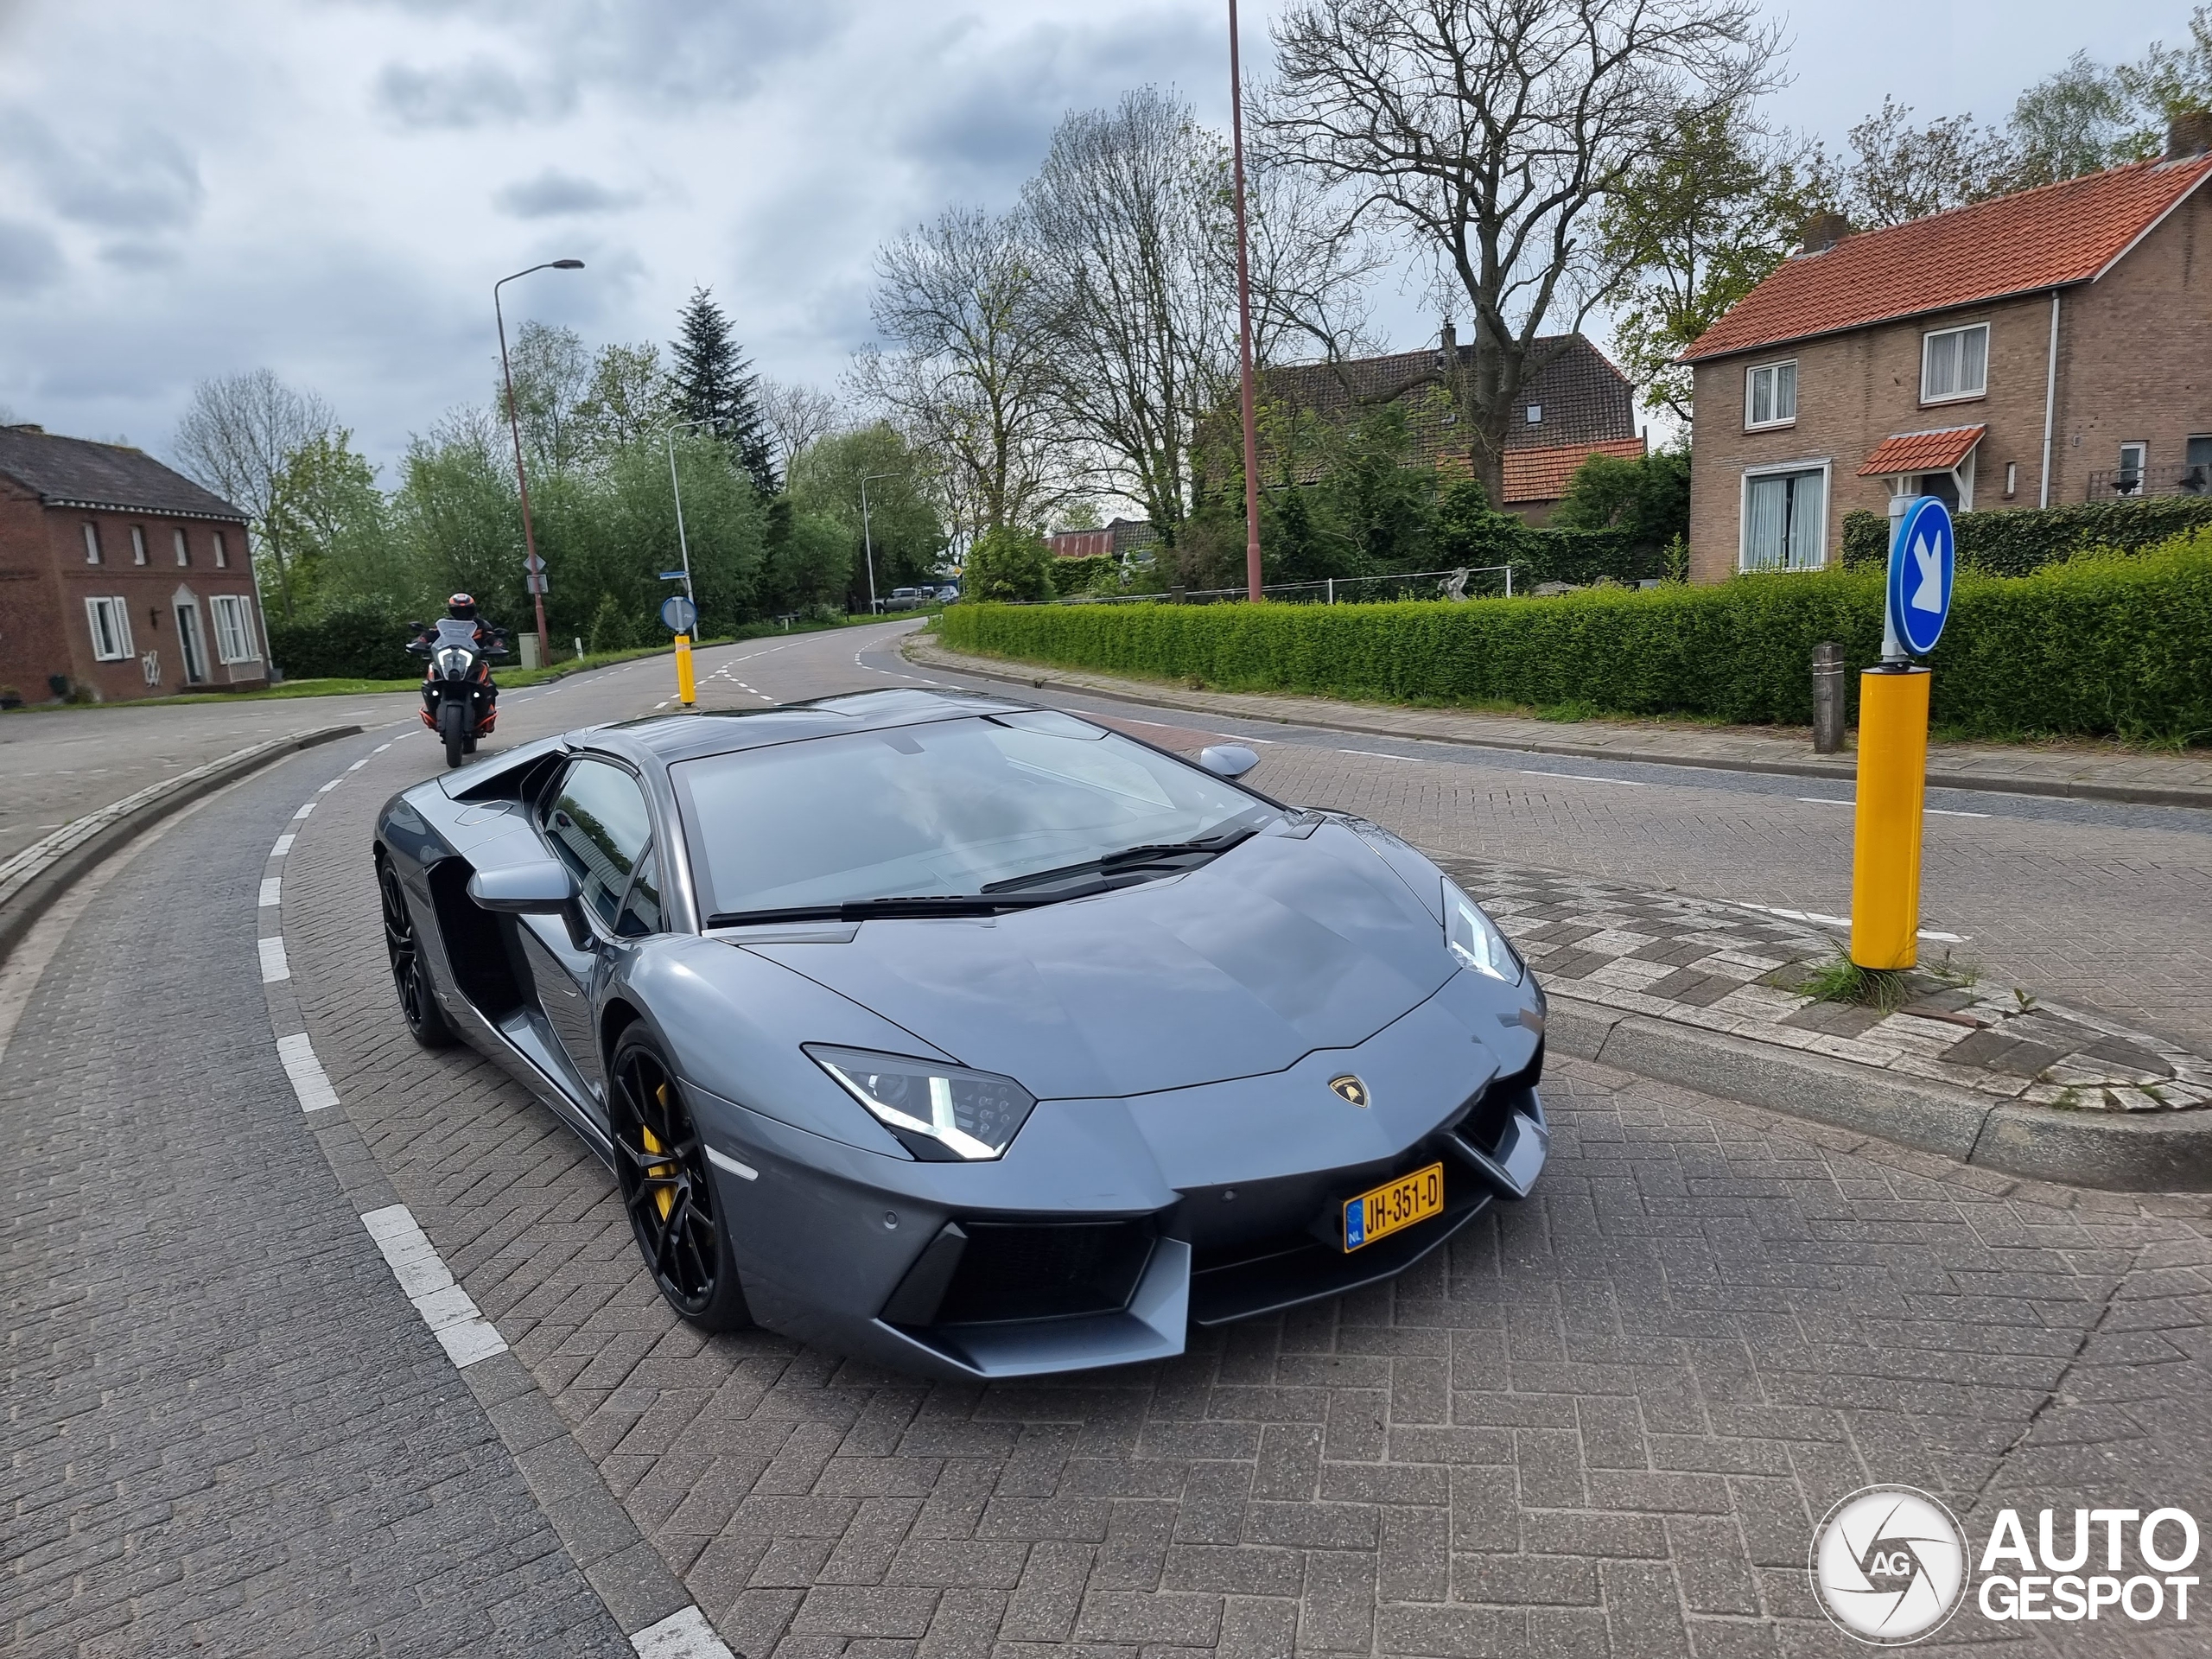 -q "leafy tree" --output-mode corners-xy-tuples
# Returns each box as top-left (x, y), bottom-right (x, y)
(2006, 54), (2154, 187)
(571, 342), (671, 465)
(1831, 98), (2018, 226)
(1551, 446), (1692, 548)
(267, 428), (387, 611)
(669, 286), (777, 493)
(389, 410), (522, 622)
(505, 320), (592, 474)
(963, 525), (1054, 601)
(2116, 7), (2212, 126)
(785, 424), (946, 607)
